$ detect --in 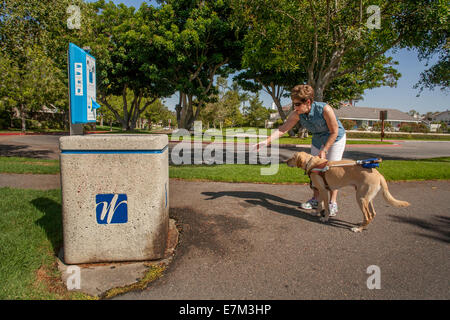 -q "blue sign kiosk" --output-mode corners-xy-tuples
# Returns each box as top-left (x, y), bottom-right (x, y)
(68, 43), (101, 134)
